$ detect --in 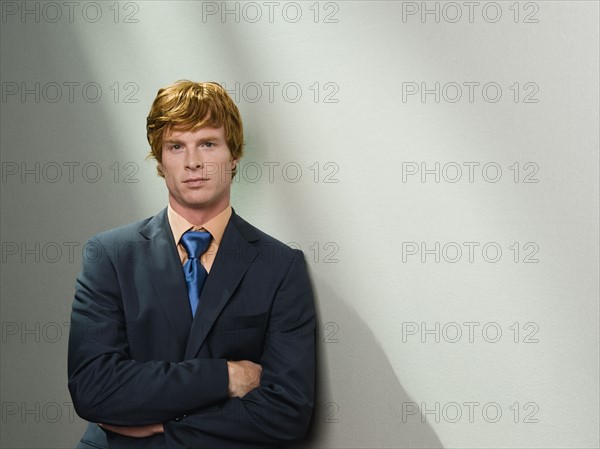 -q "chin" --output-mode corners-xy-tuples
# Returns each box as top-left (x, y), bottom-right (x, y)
(183, 193), (210, 203)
